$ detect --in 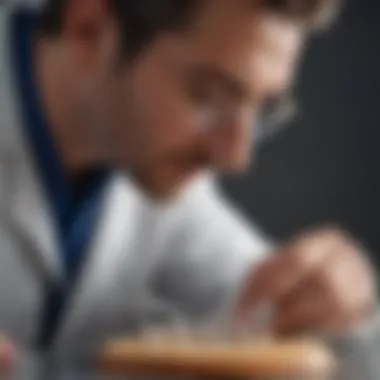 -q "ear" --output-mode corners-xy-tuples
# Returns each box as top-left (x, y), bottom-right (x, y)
(61, 0), (109, 46)
(61, 0), (116, 70)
